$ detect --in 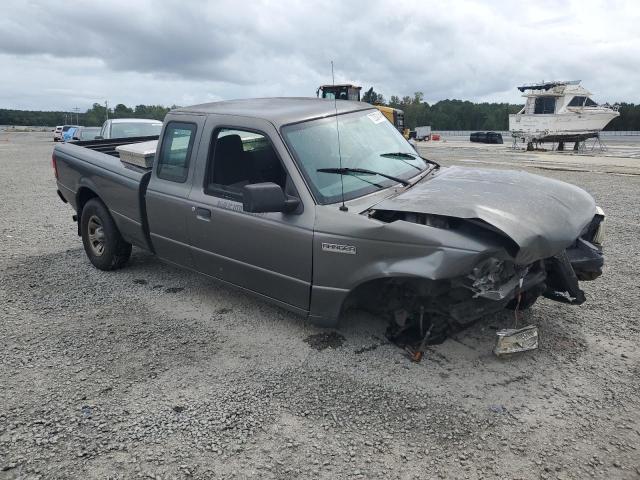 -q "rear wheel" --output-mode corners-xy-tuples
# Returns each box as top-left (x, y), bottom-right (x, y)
(81, 198), (131, 270)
